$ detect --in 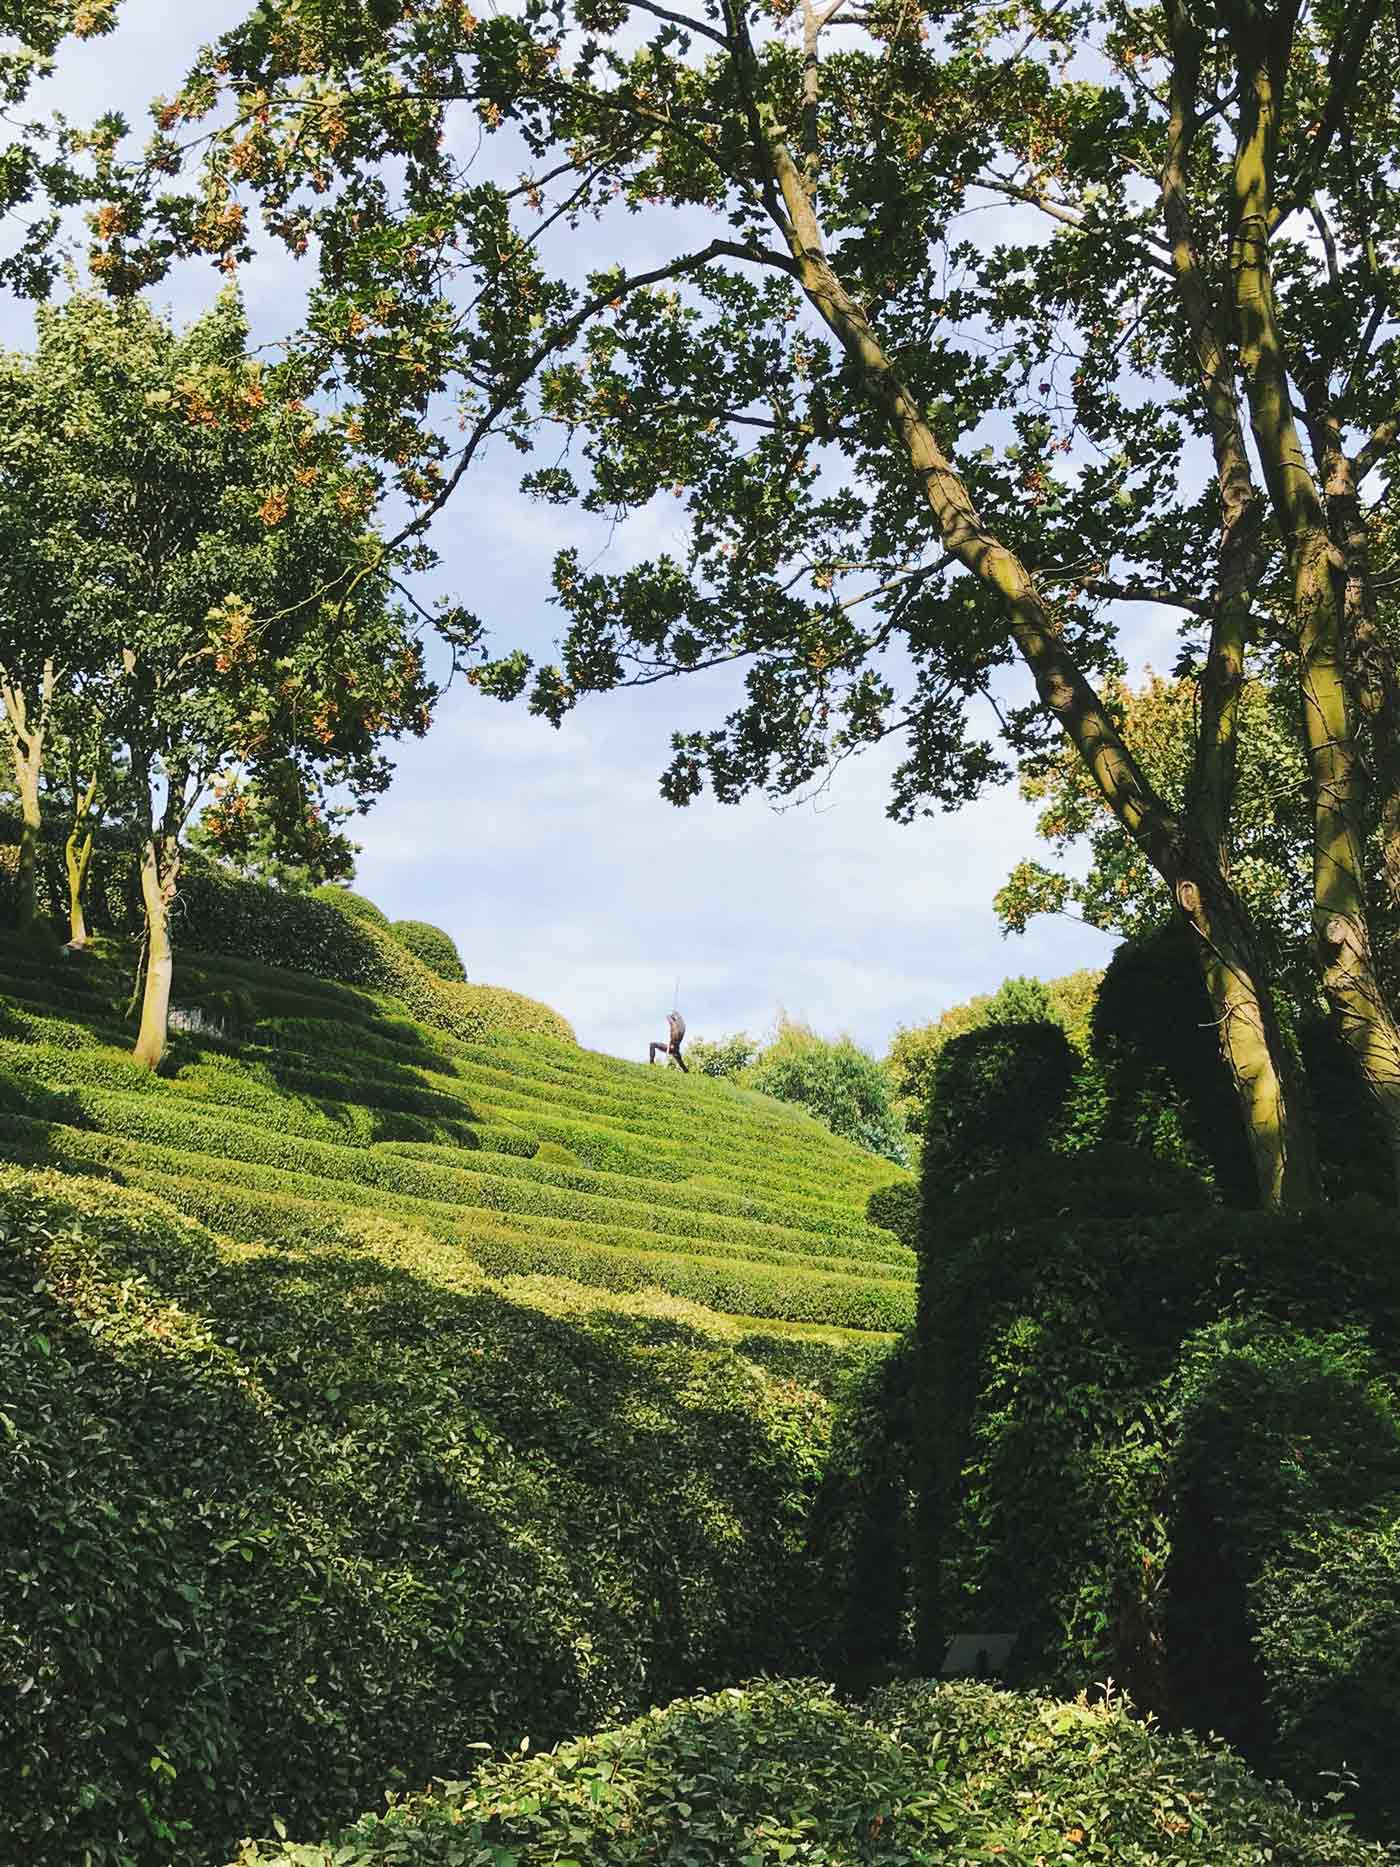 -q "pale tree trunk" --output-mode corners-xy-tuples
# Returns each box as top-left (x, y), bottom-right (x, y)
(729, 13), (1316, 1207)
(1227, 23), (1400, 1199)
(63, 769), (99, 946)
(0, 660), (54, 937)
(133, 831), (179, 1070)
